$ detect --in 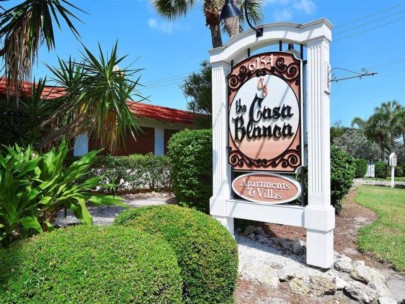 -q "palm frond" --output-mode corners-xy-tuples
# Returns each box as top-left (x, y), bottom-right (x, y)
(153, 0), (195, 20)
(0, 0), (84, 99)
